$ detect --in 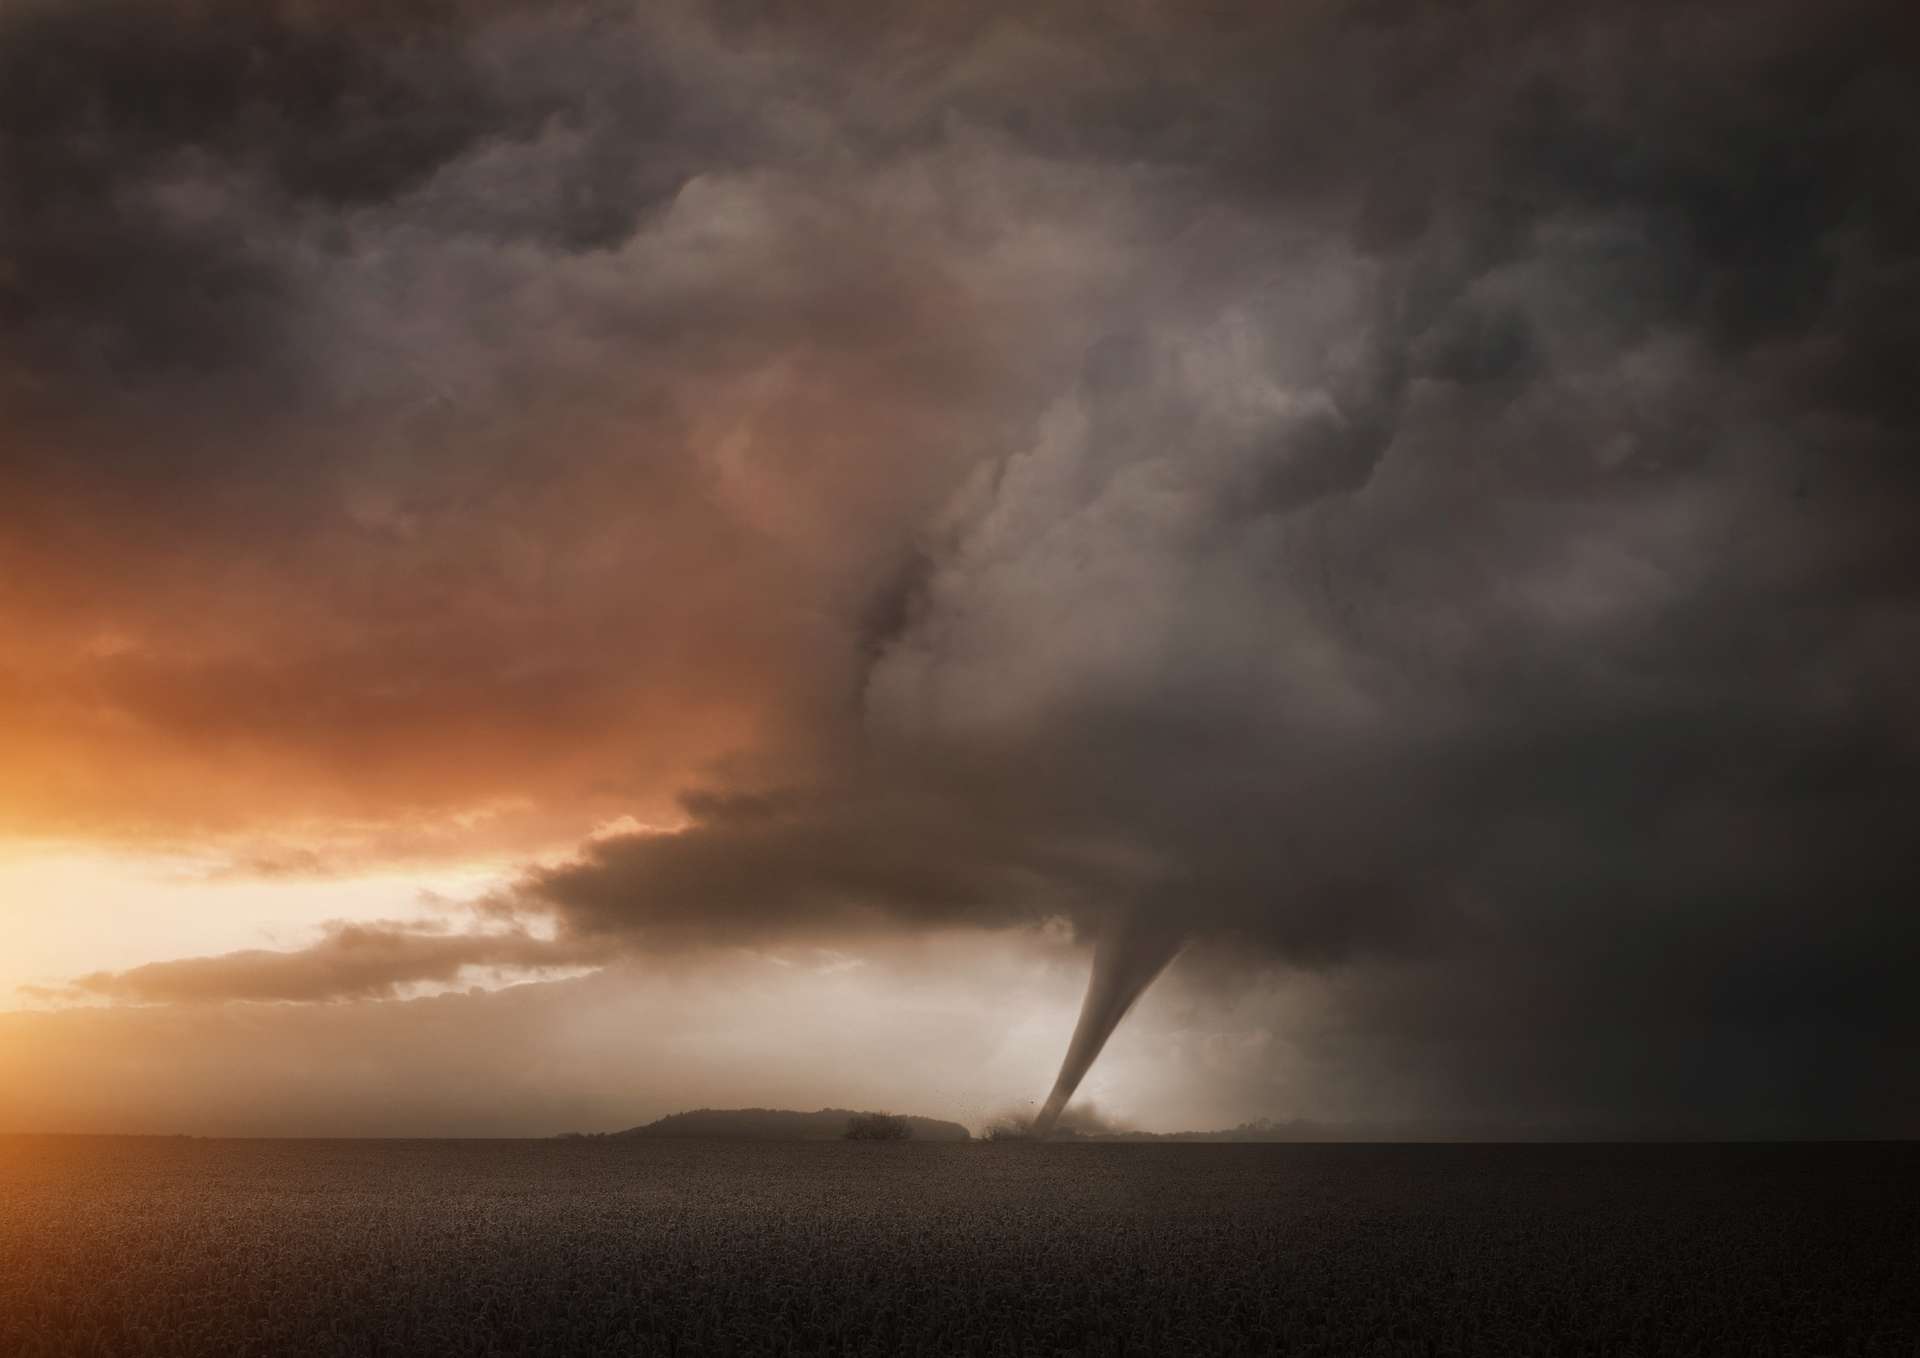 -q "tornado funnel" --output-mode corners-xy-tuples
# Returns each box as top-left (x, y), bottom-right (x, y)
(1032, 911), (1184, 1138)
